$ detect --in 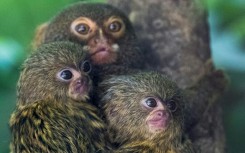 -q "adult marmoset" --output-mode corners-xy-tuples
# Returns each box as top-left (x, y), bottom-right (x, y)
(98, 72), (194, 153)
(33, 2), (145, 77)
(9, 42), (109, 152)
